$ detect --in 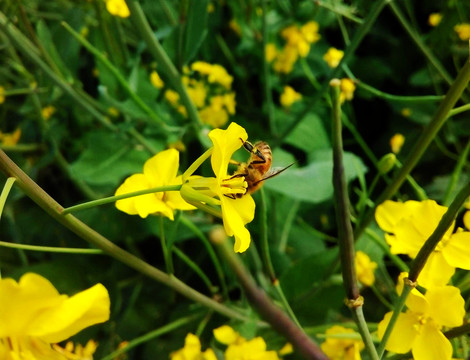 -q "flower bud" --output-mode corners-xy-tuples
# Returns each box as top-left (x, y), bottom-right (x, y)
(377, 153), (396, 174)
